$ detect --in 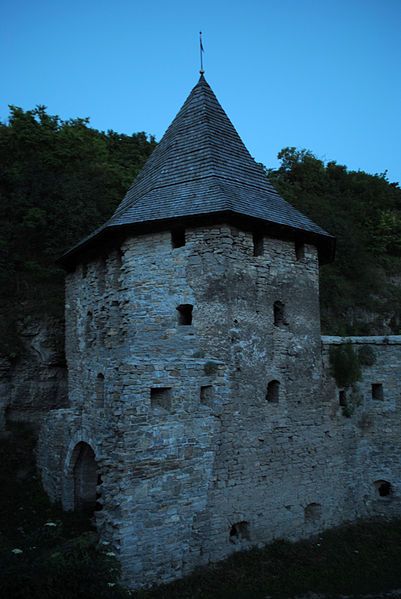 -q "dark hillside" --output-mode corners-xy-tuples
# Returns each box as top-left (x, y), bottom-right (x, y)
(268, 148), (401, 335)
(1, 107), (401, 358)
(0, 106), (156, 356)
